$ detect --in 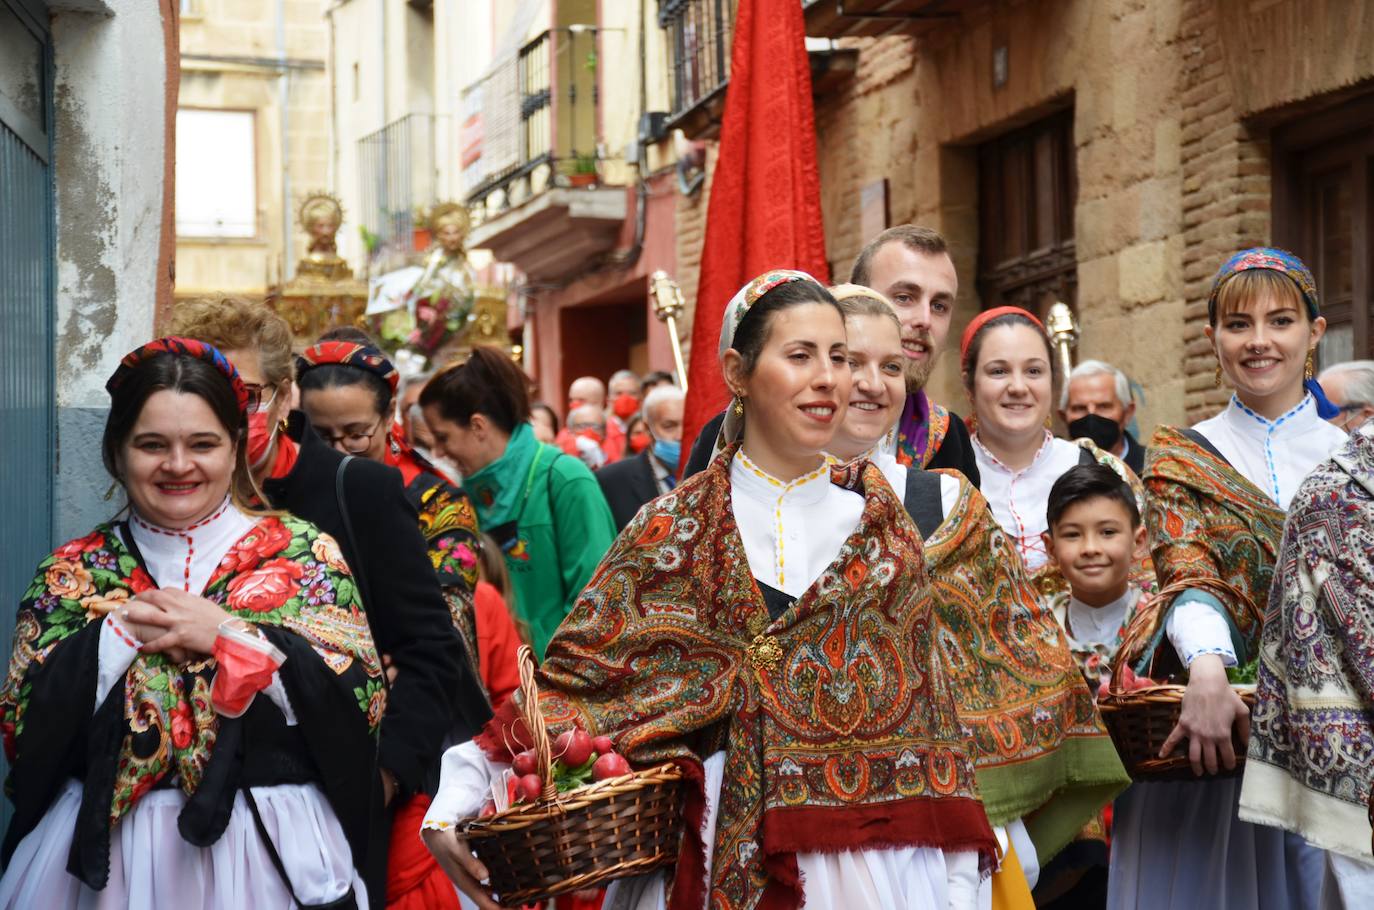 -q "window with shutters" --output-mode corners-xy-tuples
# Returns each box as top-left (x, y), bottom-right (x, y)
(1272, 95), (1374, 367)
(976, 108), (1078, 320)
